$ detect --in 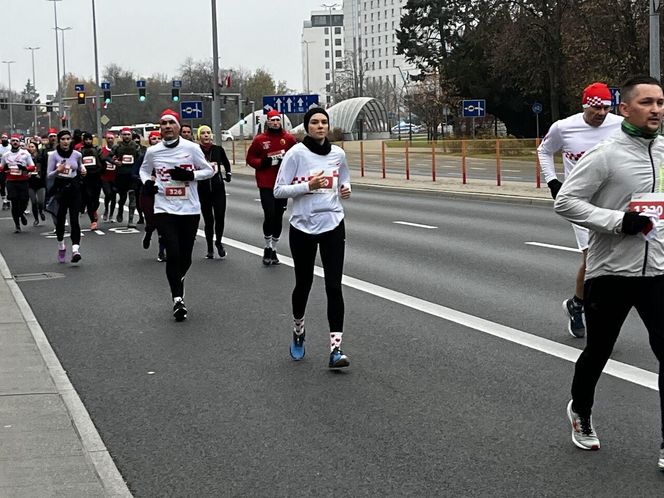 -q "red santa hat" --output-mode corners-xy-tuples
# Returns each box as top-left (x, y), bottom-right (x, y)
(148, 130), (161, 139)
(10, 133), (21, 140)
(120, 127), (132, 133)
(582, 82), (612, 108)
(160, 109), (180, 125)
(48, 128), (58, 136)
(267, 110), (281, 120)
